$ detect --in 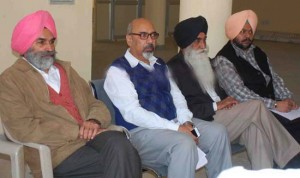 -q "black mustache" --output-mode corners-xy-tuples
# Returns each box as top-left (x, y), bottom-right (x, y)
(242, 38), (252, 42)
